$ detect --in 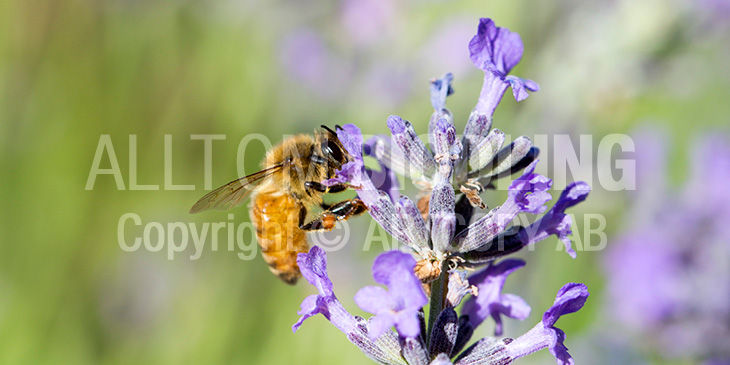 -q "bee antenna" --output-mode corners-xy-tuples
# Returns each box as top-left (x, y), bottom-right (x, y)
(321, 125), (337, 135)
(334, 124), (342, 130)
